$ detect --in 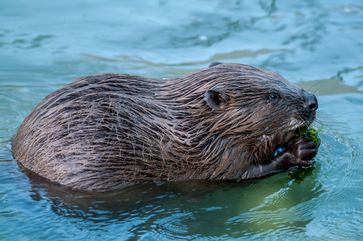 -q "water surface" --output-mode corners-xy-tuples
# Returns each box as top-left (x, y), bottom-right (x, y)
(1, 0), (363, 240)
